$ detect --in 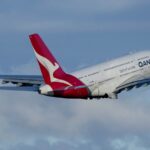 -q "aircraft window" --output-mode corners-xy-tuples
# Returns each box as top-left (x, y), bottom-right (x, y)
(79, 75), (89, 79)
(138, 56), (149, 61)
(104, 62), (130, 71)
(98, 77), (115, 84)
(120, 68), (142, 77)
(88, 72), (98, 76)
